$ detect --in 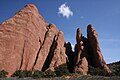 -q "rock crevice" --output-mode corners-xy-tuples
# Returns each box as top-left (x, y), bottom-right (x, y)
(19, 40), (26, 70)
(42, 35), (57, 71)
(32, 25), (50, 70)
